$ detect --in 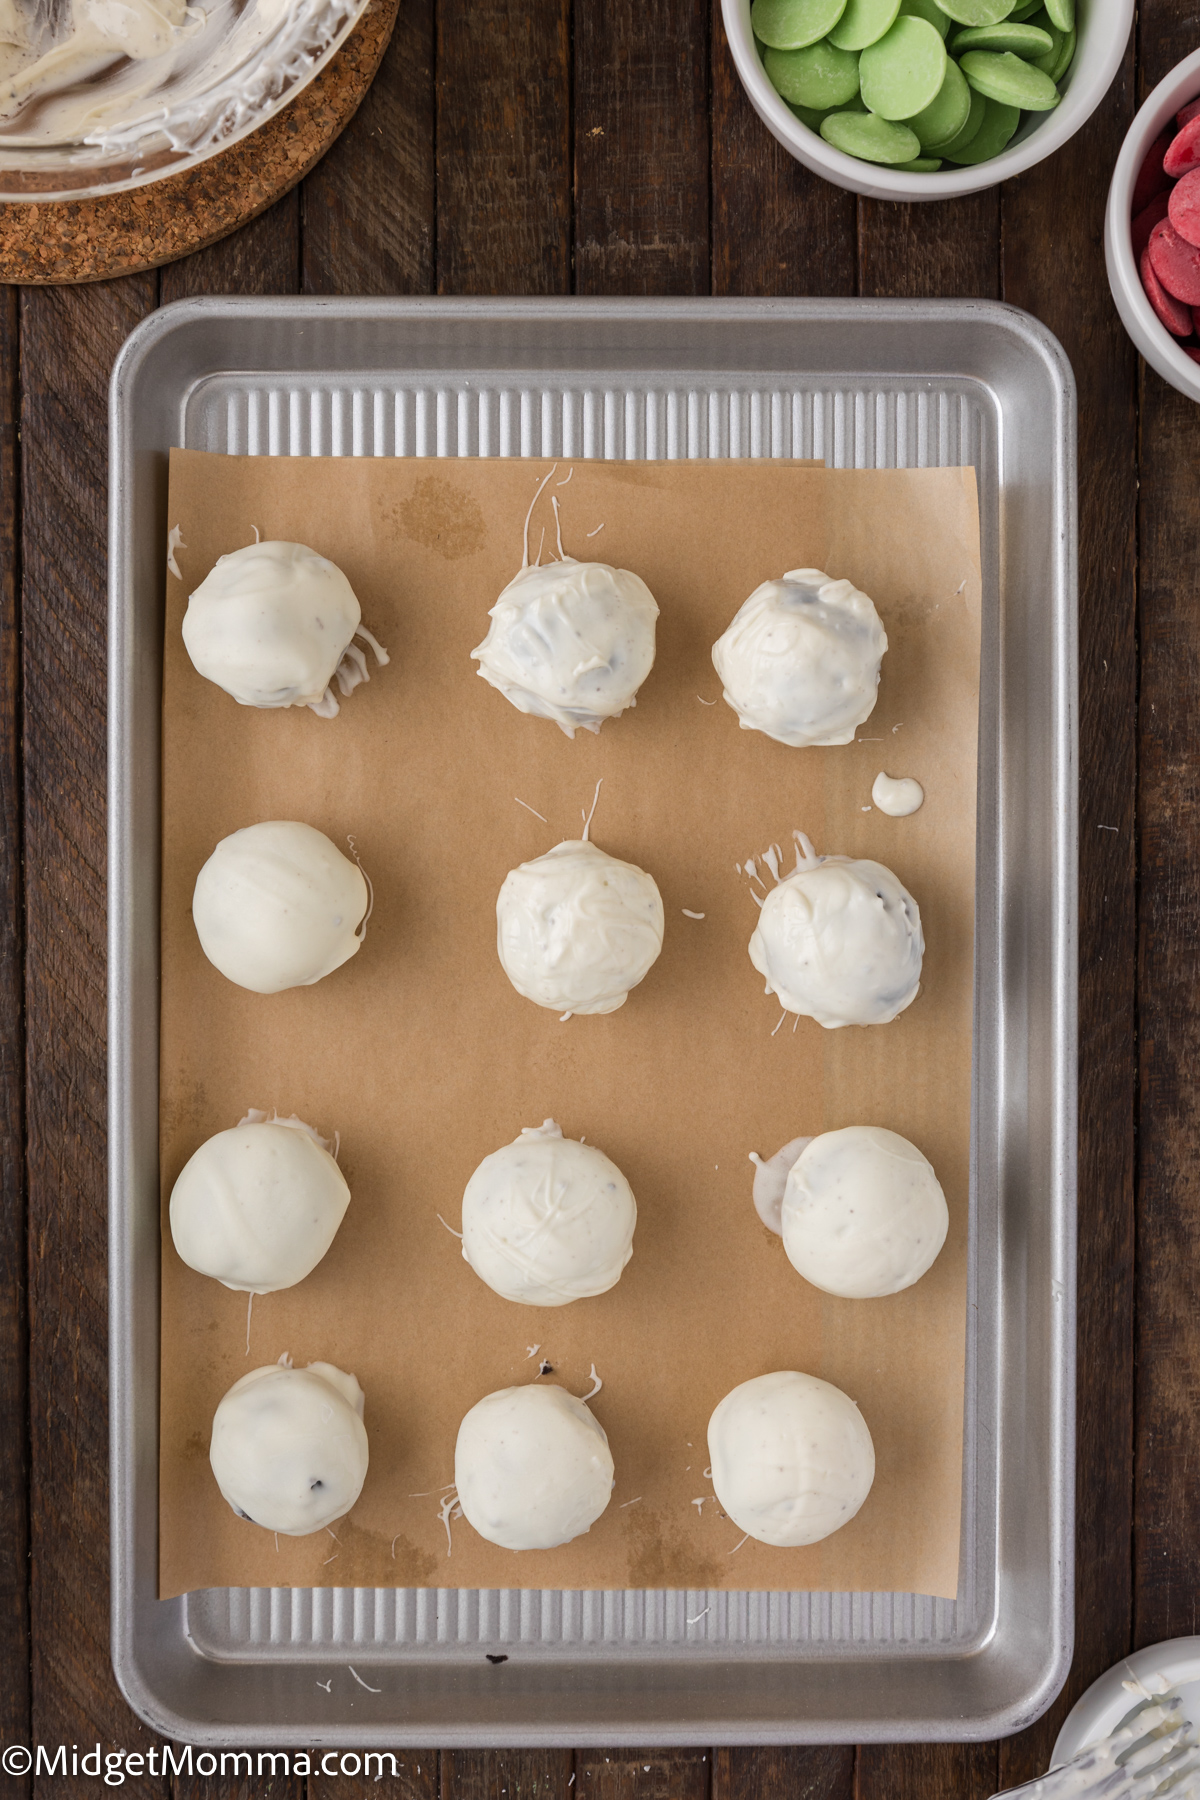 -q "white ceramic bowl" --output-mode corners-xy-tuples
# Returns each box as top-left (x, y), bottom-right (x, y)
(1051, 1636), (1200, 1767)
(721, 0), (1133, 200)
(1105, 46), (1200, 403)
